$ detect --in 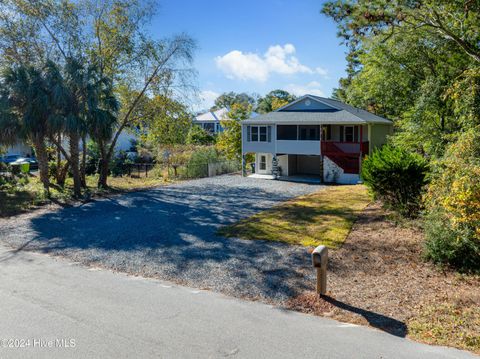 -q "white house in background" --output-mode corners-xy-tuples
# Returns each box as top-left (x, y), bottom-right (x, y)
(193, 107), (258, 134)
(4, 142), (32, 157)
(241, 94), (393, 184)
(4, 131), (136, 158)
